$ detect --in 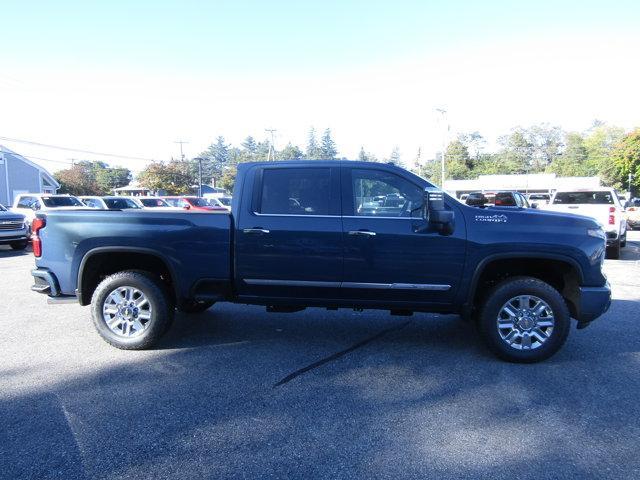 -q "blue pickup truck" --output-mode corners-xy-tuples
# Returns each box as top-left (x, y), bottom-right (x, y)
(30, 161), (611, 362)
